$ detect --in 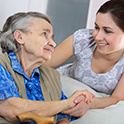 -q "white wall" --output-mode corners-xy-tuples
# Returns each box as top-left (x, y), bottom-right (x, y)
(0, 0), (28, 30)
(86, 0), (108, 29)
(27, 0), (48, 13)
(0, 0), (48, 30)
(0, 0), (109, 30)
